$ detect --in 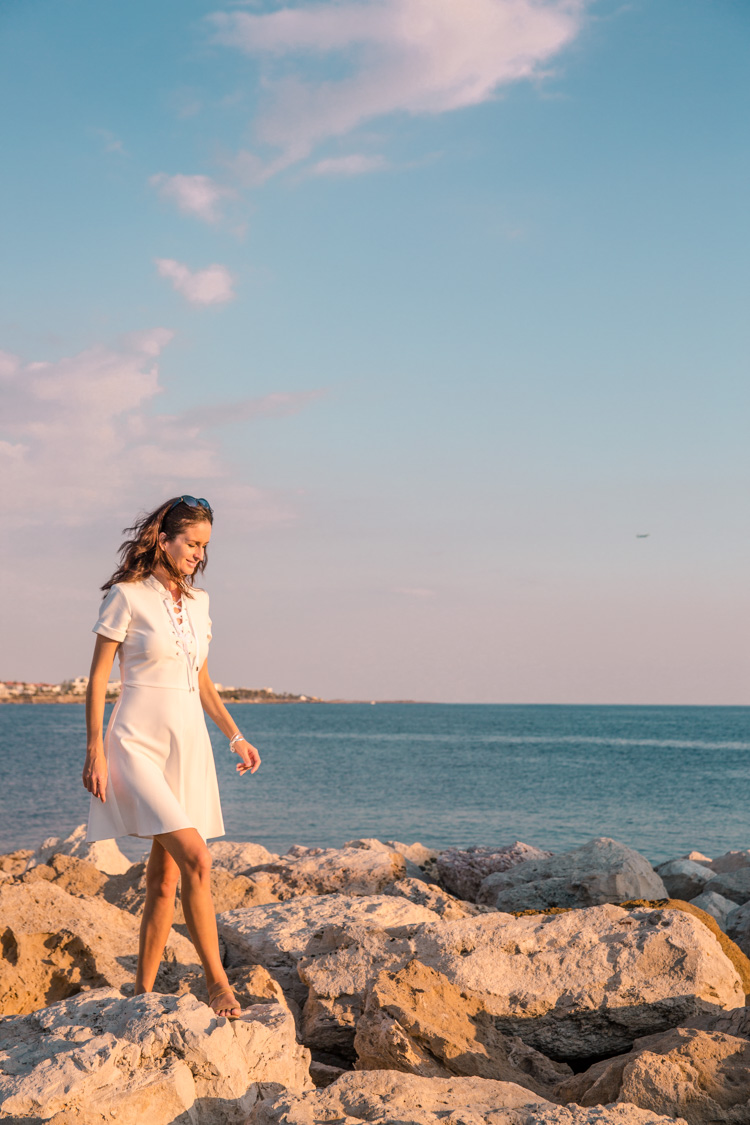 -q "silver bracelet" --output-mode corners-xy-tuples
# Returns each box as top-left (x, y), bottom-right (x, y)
(229, 732), (245, 752)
